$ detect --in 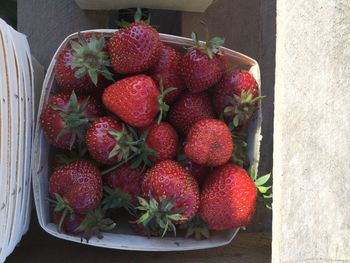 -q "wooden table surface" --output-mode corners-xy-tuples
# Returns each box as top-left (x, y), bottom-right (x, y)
(9, 0), (275, 262)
